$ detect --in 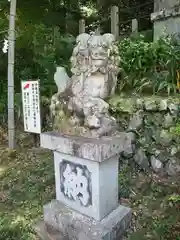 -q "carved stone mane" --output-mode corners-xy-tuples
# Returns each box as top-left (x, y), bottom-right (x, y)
(50, 32), (120, 137)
